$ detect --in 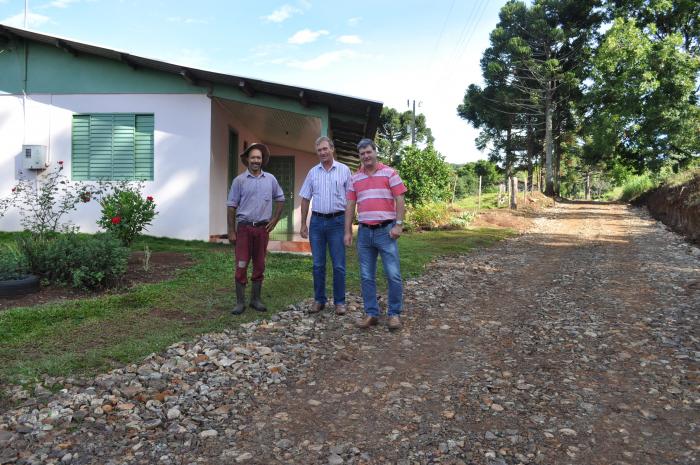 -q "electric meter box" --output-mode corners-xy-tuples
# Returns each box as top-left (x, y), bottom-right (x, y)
(22, 145), (49, 170)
